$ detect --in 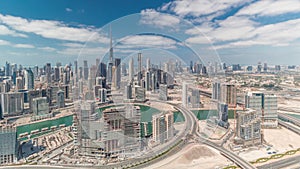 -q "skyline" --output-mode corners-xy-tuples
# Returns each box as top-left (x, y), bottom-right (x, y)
(0, 0), (300, 66)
